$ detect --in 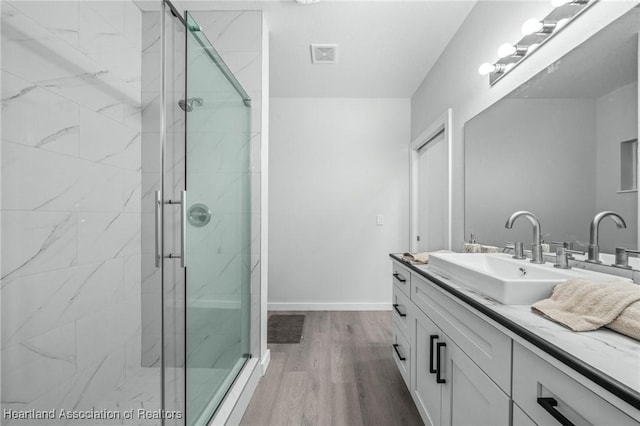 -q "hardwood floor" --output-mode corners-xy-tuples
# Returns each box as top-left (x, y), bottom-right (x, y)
(240, 311), (424, 426)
